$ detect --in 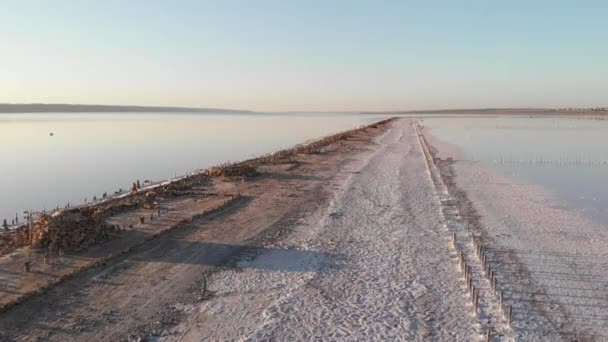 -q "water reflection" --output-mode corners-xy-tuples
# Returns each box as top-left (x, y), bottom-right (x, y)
(424, 116), (608, 225)
(0, 112), (388, 220)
